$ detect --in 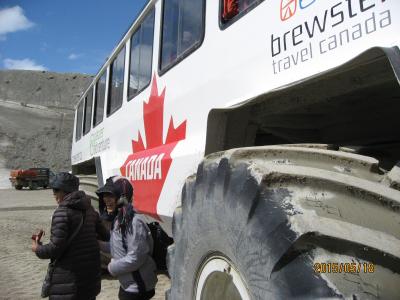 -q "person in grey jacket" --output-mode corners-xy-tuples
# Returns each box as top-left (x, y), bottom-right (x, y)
(97, 176), (157, 300)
